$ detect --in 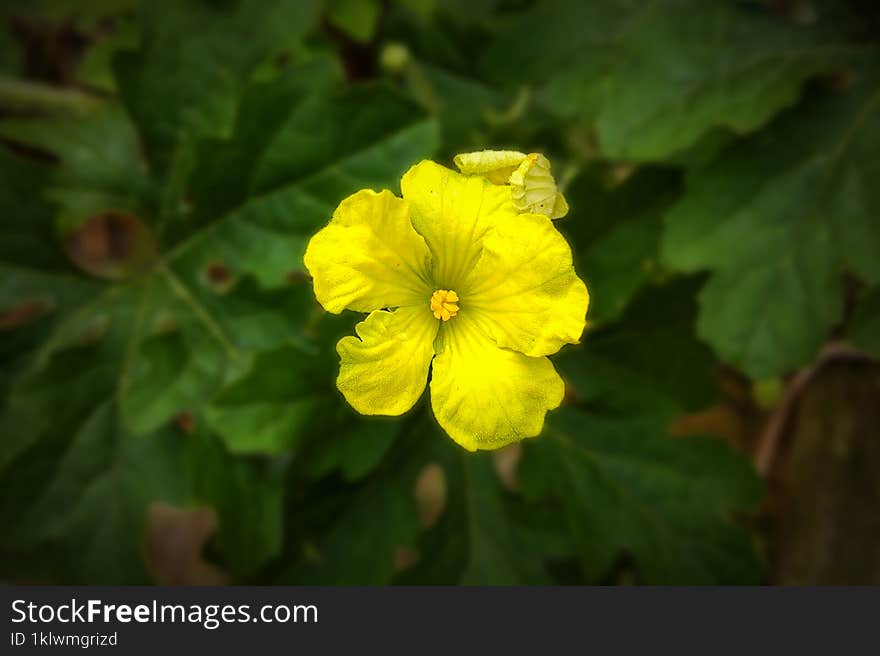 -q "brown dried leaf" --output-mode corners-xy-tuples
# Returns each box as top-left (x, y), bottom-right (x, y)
(414, 463), (446, 529)
(64, 211), (157, 280)
(145, 503), (229, 585)
(0, 299), (54, 330)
